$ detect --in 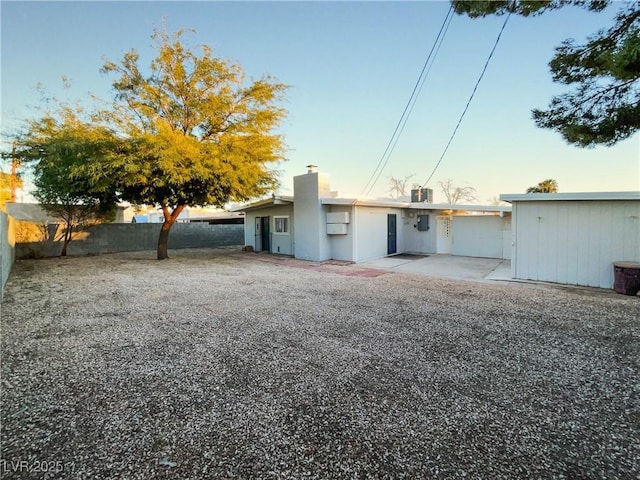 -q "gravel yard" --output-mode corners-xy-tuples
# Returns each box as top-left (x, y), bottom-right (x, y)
(1, 248), (639, 479)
